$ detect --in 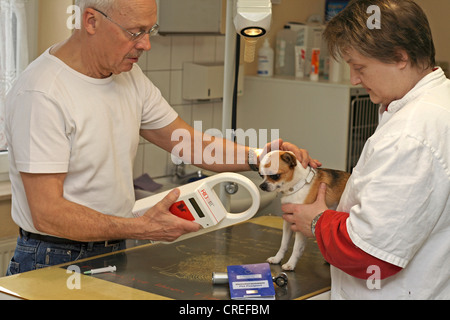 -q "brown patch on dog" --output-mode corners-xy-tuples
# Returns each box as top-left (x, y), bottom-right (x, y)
(281, 152), (297, 168)
(303, 169), (350, 208)
(262, 151), (297, 183)
(280, 152), (296, 183)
